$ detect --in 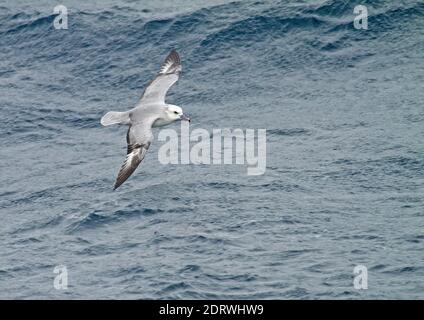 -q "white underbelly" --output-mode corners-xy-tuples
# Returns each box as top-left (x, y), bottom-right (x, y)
(152, 118), (173, 127)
